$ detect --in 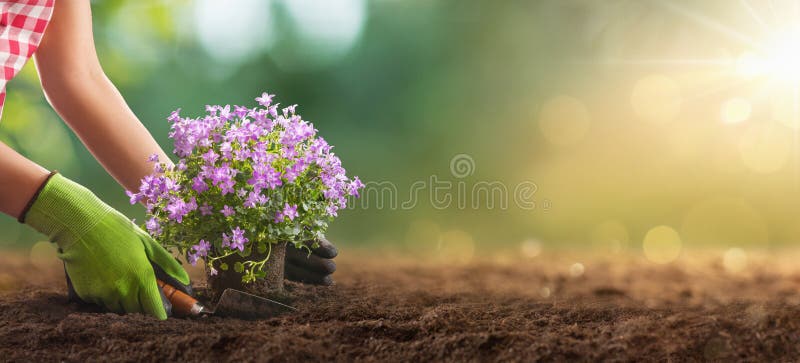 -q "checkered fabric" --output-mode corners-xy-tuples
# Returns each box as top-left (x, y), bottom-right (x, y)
(0, 0), (54, 119)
